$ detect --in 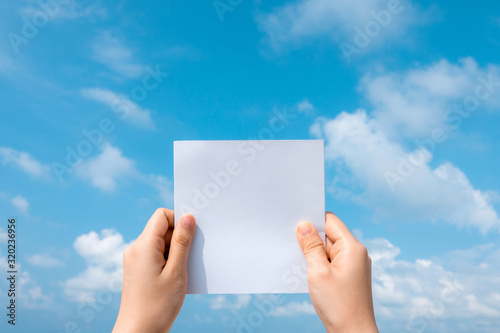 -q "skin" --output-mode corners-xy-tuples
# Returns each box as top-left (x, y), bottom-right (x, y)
(296, 212), (378, 333)
(113, 209), (378, 333)
(112, 208), (196, 333)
